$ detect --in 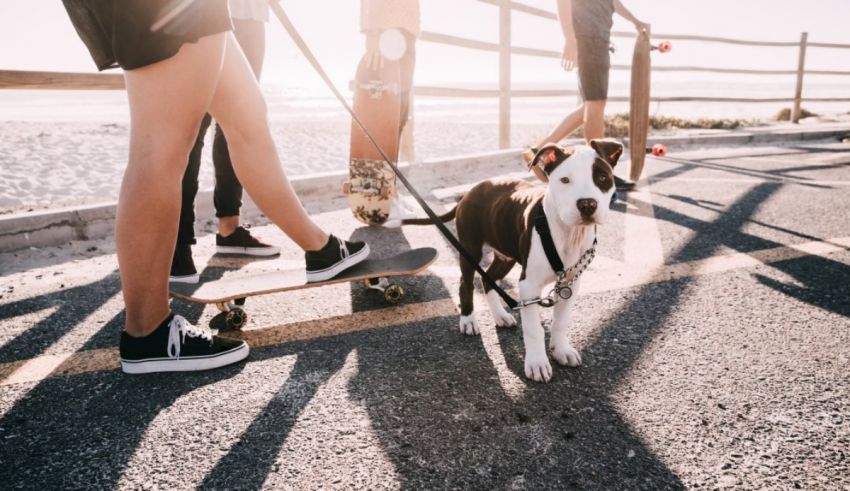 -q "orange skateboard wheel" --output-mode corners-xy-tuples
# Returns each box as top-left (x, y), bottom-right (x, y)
(656, 41), (672, 53)
(651, 144), (667, 157)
